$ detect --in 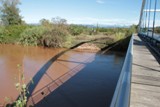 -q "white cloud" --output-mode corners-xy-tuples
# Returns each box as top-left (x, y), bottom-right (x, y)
(67, 17), (138, 26)
(96, 0), (105, 4)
